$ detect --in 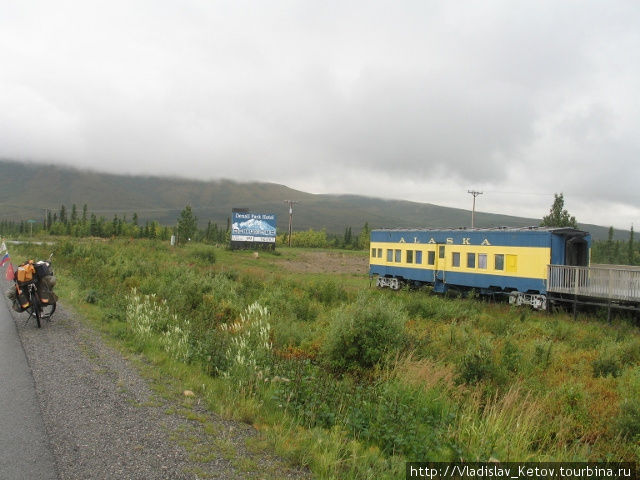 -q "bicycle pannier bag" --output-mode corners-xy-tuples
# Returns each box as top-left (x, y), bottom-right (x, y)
(16, 262), (36, 284)
(16, 287), (30, 309)
(38, 280), (52, 304)
(35, 261), (52, 278)
(5, 287), (24, 312)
